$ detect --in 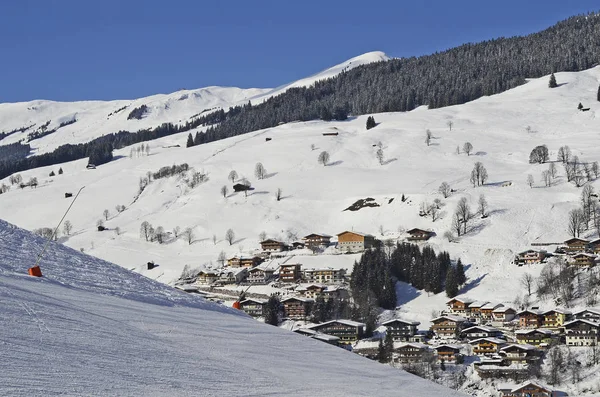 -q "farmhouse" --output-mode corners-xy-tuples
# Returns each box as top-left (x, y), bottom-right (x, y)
(430, 315), (469, 339)
(382, 318), (420, 341)
(480, 303), (505, 321)
(308, 320), (366, 345)
(247, 266), (276, 284)
(302, 233), (332, 248)
(296, 284), (325, 300)
(260, 239), (286, 252)
(514, 250), (545, 266)
(227, 256), (263, 268)
(446, 298), (475, 315)
(196, 270), (219, 285)
(279, 264), (302, 283)
(239, 298), (266, 317)
(497, 381), (556, 397)
(469, 337), (507, 356)
(433, 345), (462, 363)
(563, 237), (589, 253)
(467, 301), (489, 318)
(492, 306), (517, 323)
(515, 329), (555, 346)
(563, 319), (600, 346)
(281, 297), (314, 319)
(336, 231), (376, 252)
(233, 183), (251, 192)
(541, 309), (571, 329)
(406, 228), (434, 241)
(303, 267), (346, 284)
(517, 310), (543, 329)
(571, 253), (596, 267)
(218, 268), (248, 285)
(395, 343), (431, 364)
(573, 308), (600, 322)
(499, 344), (540, 365)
